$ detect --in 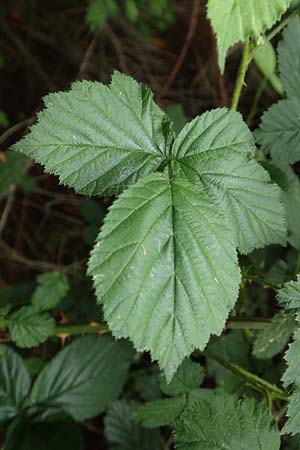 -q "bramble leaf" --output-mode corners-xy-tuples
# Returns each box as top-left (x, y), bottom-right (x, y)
(172, 109), (286, 253)
(173, 394), (280, 450)
(282, 389), (300, 436)
(31, 271), (69, 311)
(256, 98), (300, 164)
(7, 306), (55, 348)
(278, 16), (300, 99)
(13, 71), (173, 196)
(0, 347), (31, 424)
(0, 150), (31, 193)
(89, 173), (240, 380)
(207, 0), (291, 72)
(29, 335), (134, 421)
(277, 276), (300, 312)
